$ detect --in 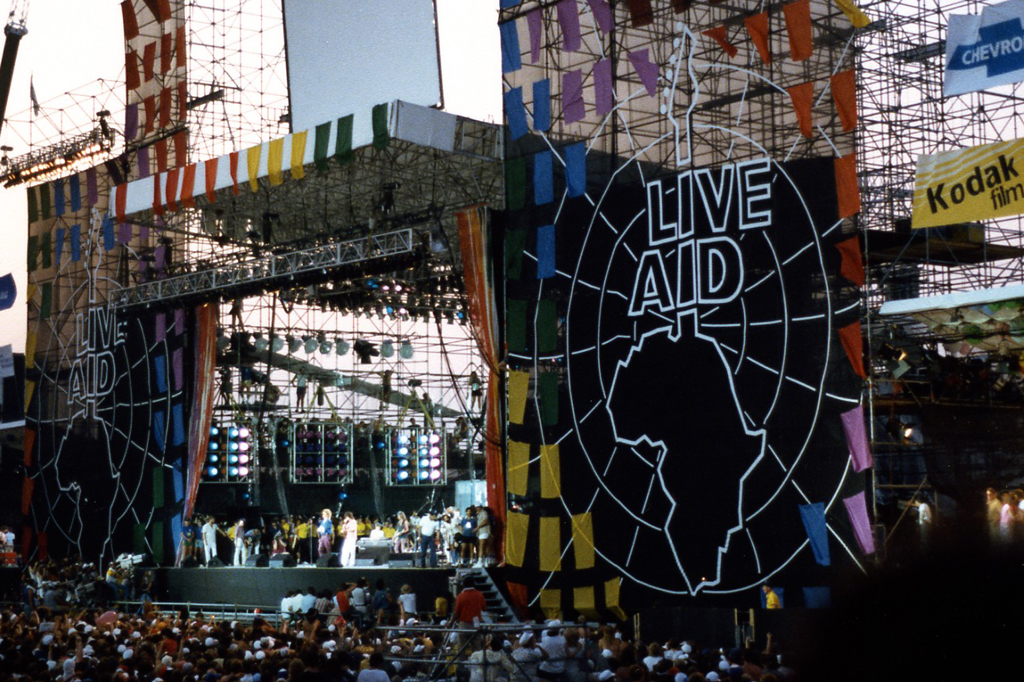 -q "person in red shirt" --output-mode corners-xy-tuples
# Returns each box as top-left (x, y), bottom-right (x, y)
(449, 576), (487, 649)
